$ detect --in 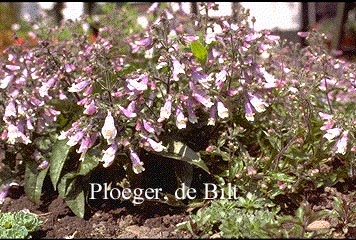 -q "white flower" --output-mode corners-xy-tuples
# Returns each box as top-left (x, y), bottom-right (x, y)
(175, 107), (187, 129)
(217, 101), (229, 119)
(102, 143), (118, 168)
(146, 137), (166, 152)
(248, 93), (269, 113)
(101, 111), (117, 145)
(335, 130), (349, 155)
(323, 127), (342, 141)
